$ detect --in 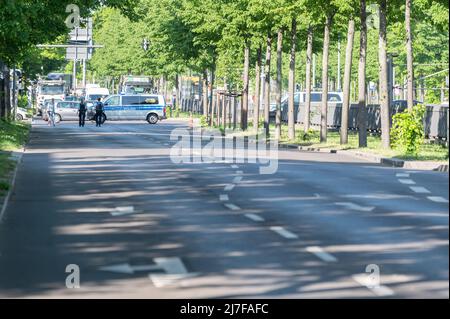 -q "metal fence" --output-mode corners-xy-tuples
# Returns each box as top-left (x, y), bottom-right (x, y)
(281, 103), (448, 140)
(181, 97), (449, 141)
